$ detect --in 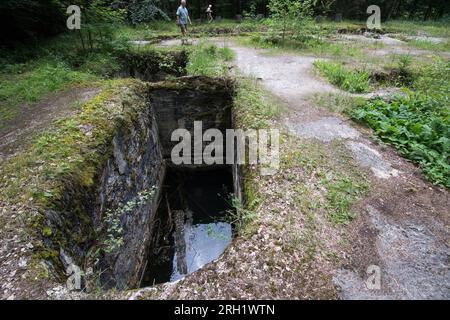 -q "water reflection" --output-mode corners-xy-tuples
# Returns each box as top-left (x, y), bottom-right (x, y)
(141, 168), (233, 287)
(171, 222), (232, 282)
